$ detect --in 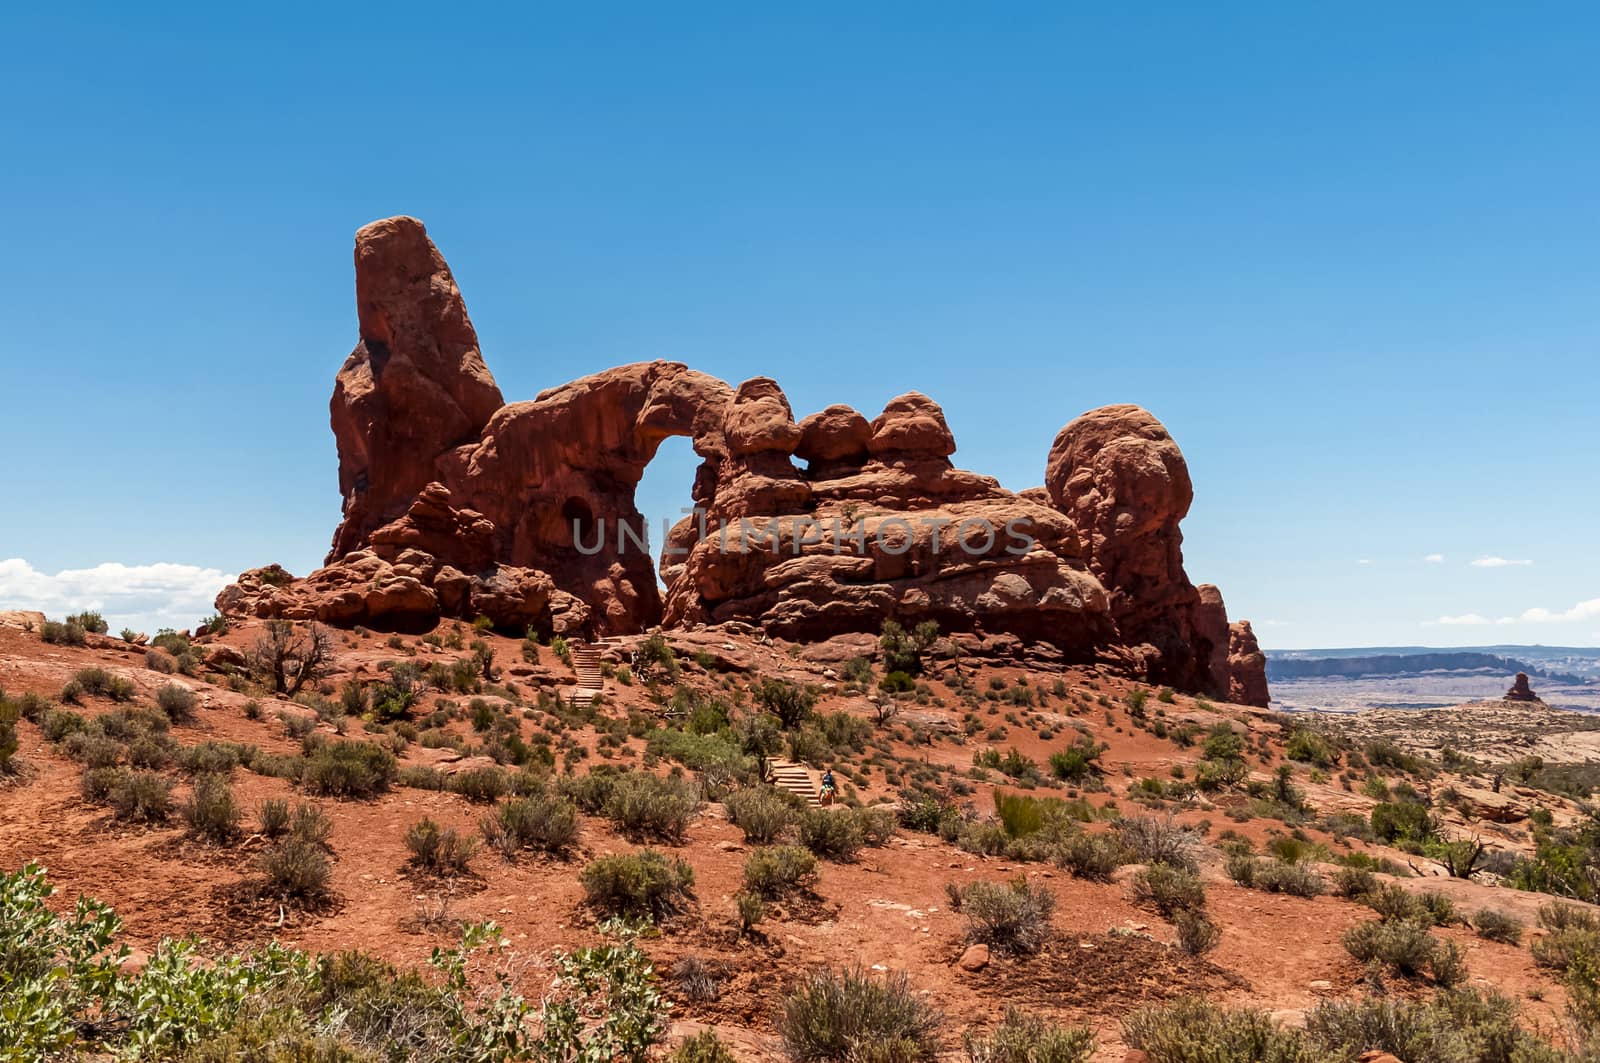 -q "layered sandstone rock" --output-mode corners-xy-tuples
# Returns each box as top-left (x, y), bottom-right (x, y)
(1505, 672), (1541, 703)
(329, 217), (504, 559)
(219, 216), (1268, 702)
